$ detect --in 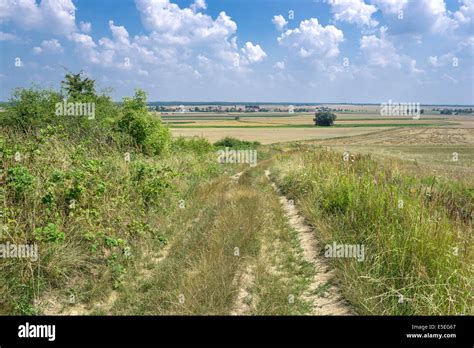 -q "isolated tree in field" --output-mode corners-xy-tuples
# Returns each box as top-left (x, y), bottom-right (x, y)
(314, 111), (337, 126)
